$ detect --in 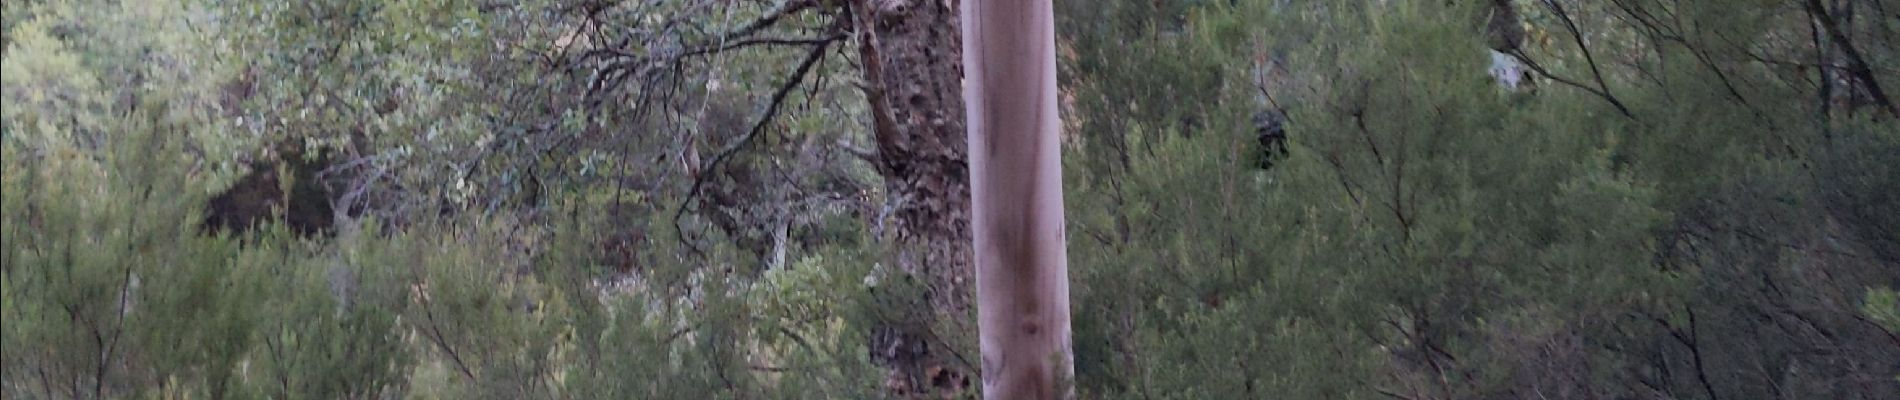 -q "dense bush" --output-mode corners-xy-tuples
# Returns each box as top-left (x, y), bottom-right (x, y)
(5, 0), (1897, 399)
